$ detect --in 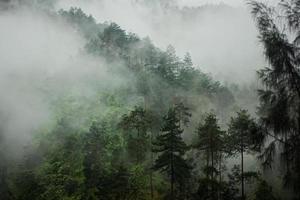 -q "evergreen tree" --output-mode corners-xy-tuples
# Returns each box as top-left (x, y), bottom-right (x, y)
(178, 53), (198, 89)
(109, 165), (131, 200)
(37, 120), (84, 200)
(250, 0), (300, 196)
(119, 106), (153, 164)
(194, 113), (226, 199)
(183, 53), (193, 68)
(153, 107), (190, 199)
(174, 102), (192, 128)
(12, 146), (43, 200)
(227, 109), (261, 200)
(254, 180), (278, 200)
(83, 122), (109, 200)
